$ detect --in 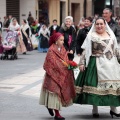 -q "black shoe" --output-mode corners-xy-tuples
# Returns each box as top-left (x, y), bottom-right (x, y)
(54, 116), (65, 120)
(46, 107), (54, 116)
(110, 110), (120, 118)
(23, 52), (26, 54)
(93, 113), (99, 118)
